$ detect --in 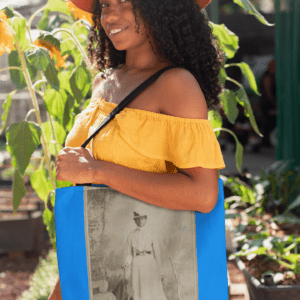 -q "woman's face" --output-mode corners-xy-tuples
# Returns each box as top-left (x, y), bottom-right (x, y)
(135, 216), (147, 227)
(100, 0), (149, 51)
